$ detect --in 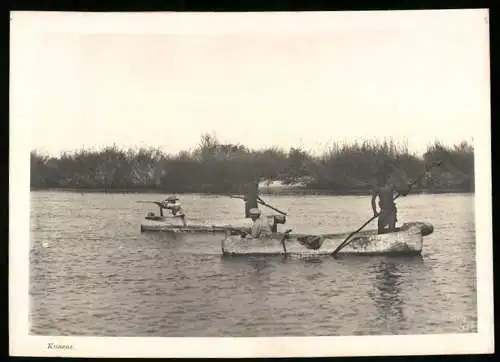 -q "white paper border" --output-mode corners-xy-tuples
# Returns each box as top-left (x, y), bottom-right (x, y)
(9, 10), (494, 357)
